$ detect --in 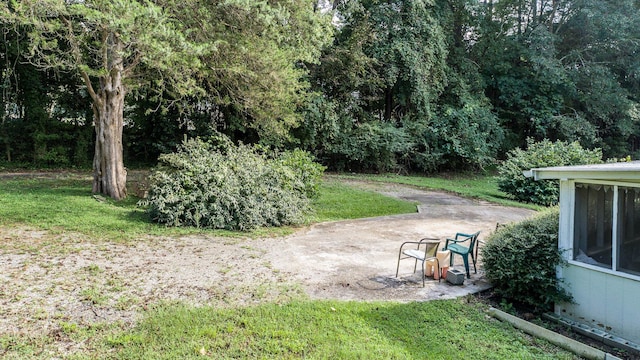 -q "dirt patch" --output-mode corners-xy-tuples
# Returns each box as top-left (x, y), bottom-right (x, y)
(0, 179), (536, 349)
